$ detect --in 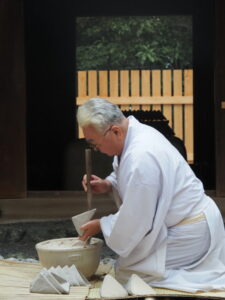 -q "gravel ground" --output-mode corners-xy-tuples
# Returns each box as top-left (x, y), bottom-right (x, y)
(0, 219), (117, 264)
